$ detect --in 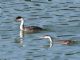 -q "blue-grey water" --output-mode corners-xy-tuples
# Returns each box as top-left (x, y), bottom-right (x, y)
(0, 0), (80, 60)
